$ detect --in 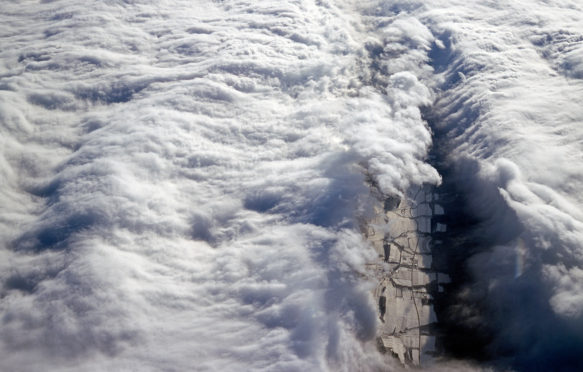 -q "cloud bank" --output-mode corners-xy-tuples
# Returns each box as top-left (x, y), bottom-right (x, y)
(0, 1), (439, 371)
(1, 0), (583, 371)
